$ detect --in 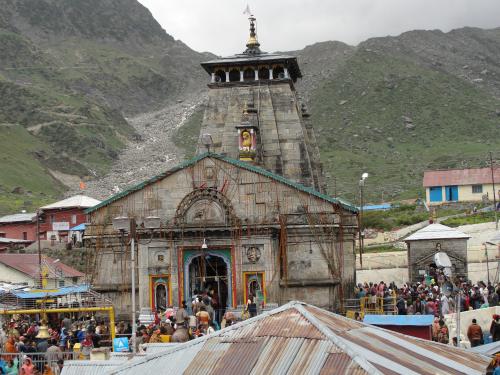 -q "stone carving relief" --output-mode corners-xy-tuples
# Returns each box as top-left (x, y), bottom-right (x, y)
(175, 188), (239, 226)
(185, 199), (226, 224)
(246, 246), (262, 264)
(148, 248), (170, 273)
